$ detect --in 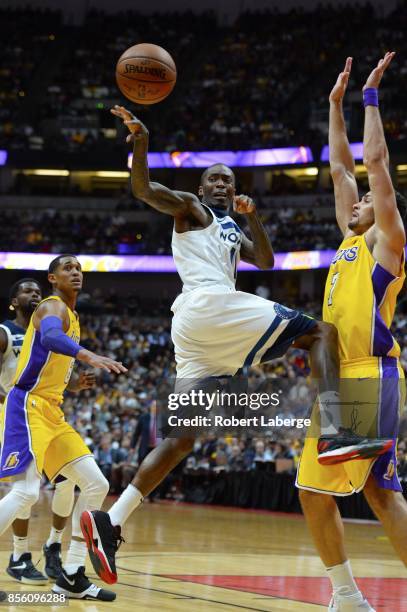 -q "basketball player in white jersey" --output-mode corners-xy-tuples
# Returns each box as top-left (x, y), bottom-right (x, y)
(0, 279), (95, 584)
(80, 106), (391, 585)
